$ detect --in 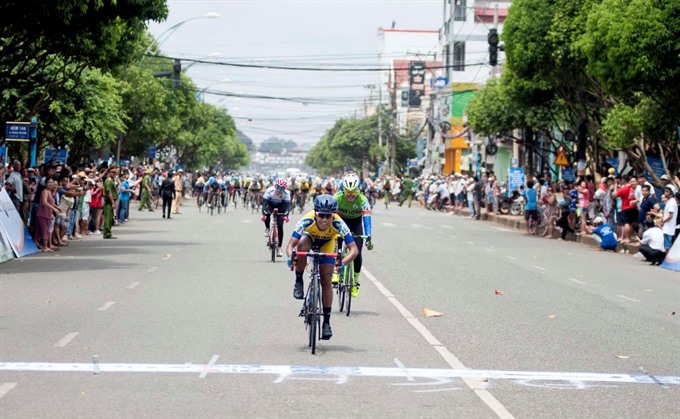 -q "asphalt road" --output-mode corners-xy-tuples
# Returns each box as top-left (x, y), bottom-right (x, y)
(1, 198), (679, 419)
